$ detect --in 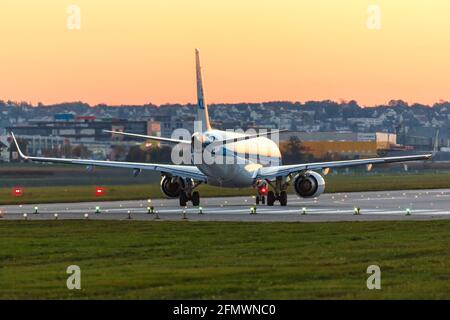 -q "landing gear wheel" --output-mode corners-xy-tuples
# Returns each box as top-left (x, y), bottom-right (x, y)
(179, 192), (188, 207)
(192, 191), (200, 206)
(279, 191), (287, 206)
(267, 191), (275, 206)
(256, 195), (265, 205)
